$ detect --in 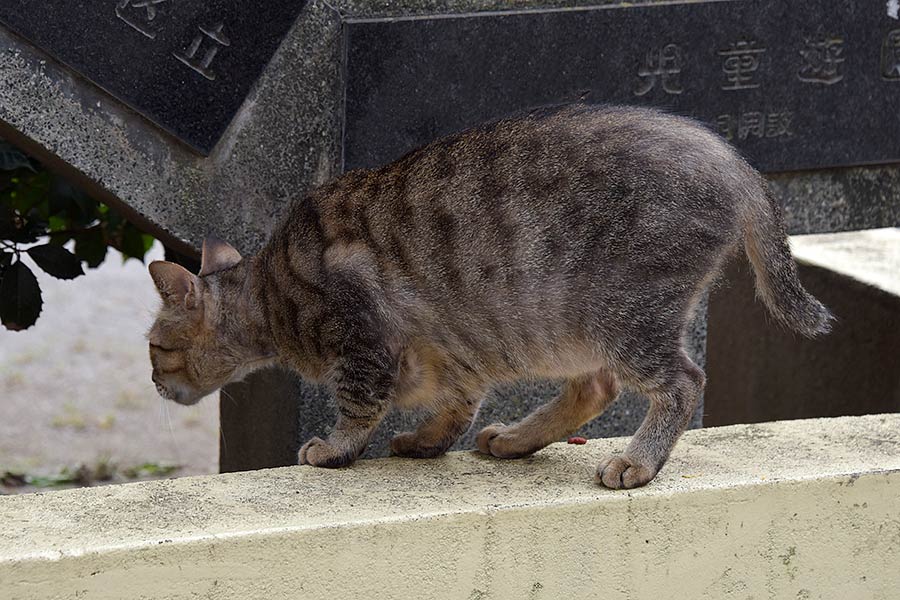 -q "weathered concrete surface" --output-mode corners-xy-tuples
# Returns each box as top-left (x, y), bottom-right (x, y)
(2, 414), (899, 599)
(790, 227), (900, 297)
